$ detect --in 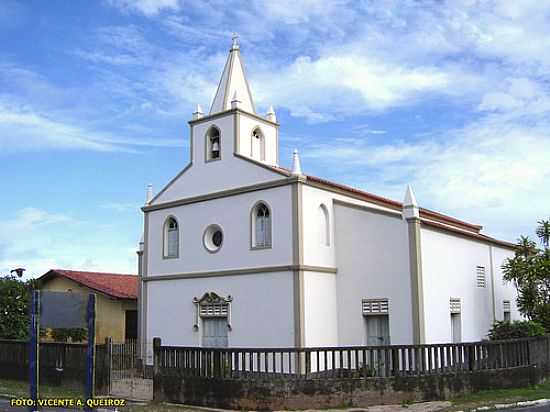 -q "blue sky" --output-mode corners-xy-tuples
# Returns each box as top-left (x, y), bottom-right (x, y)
(1, 0), (549, 278)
